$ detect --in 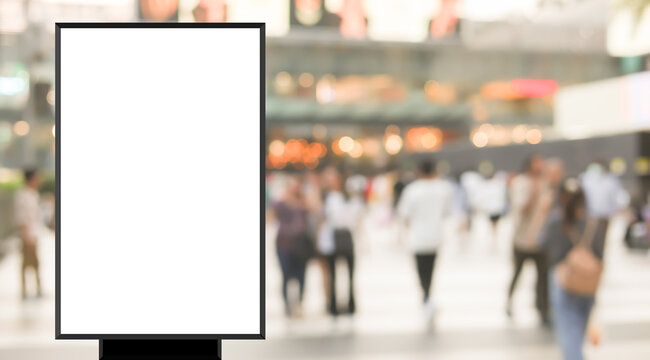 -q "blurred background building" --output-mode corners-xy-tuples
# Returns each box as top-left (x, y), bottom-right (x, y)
(2, 0), (650, 359)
